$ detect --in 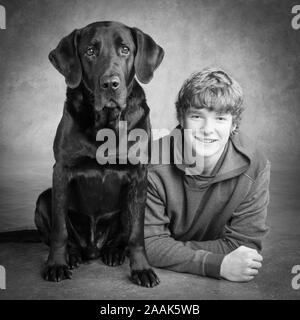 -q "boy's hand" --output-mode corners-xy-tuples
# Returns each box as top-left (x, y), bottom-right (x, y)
(220, 245), (263, 282)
